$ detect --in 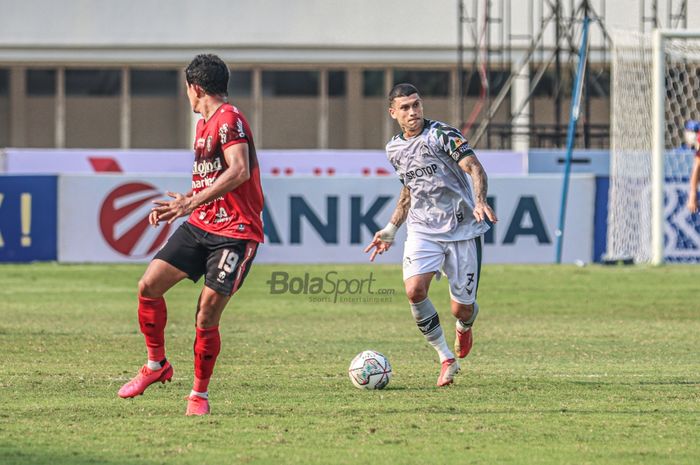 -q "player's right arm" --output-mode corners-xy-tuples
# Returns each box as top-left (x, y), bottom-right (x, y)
(364, 186), (410, 261)
(688, 154), (700, 213)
